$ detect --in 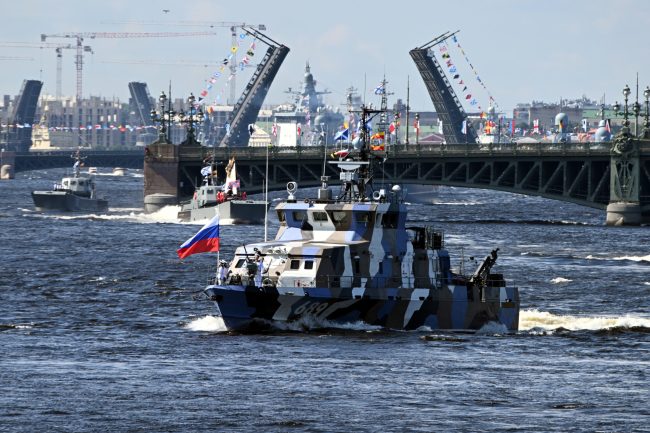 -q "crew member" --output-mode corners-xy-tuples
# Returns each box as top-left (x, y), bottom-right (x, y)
(255, 254), (265, 287)
(218, 260), (228, 284)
